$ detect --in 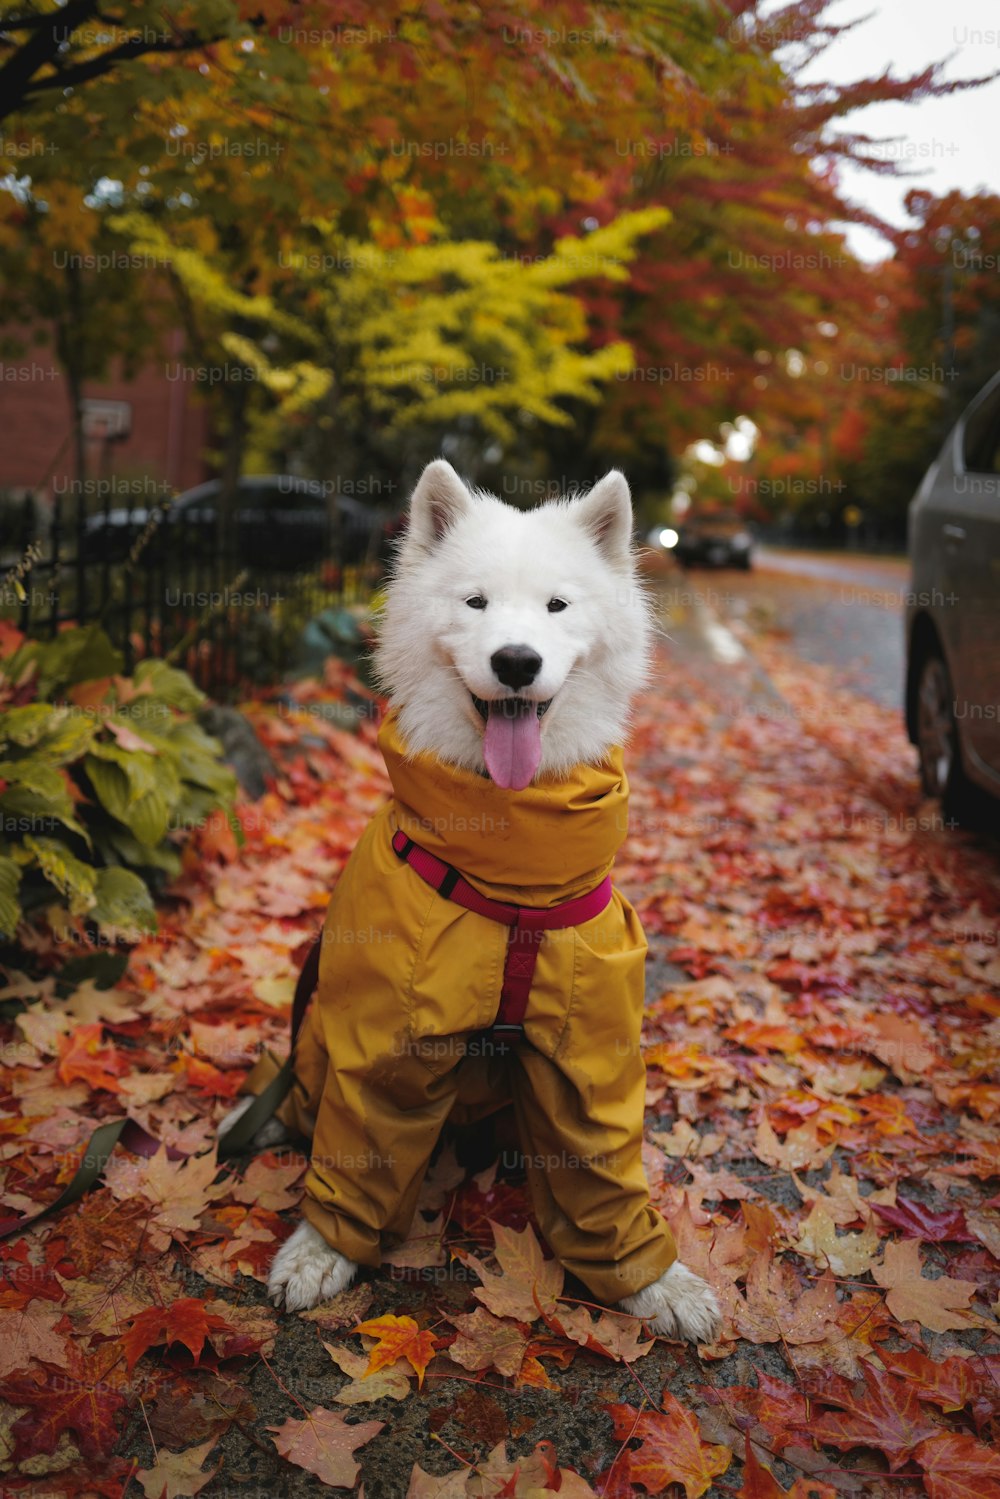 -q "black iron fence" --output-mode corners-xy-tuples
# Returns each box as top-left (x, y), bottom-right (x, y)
(0, 479), (392, 698)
